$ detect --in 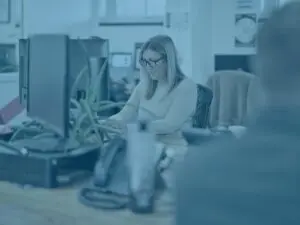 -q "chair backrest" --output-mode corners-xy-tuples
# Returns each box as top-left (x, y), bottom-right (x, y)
(207, 70), (255, 127)
(191, 84), (213, 128)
